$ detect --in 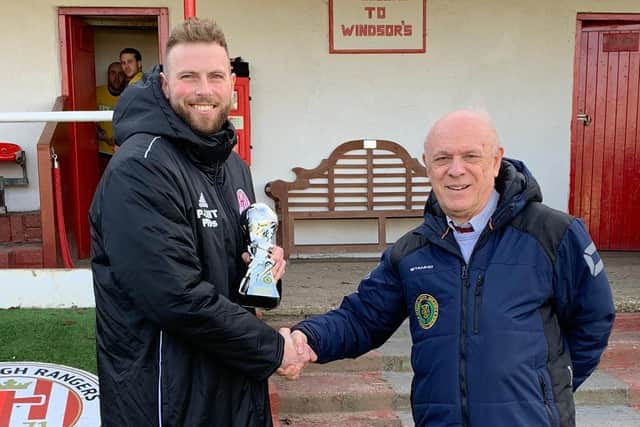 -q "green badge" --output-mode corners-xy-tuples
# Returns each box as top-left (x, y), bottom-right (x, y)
(415, 294), (439, 329)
